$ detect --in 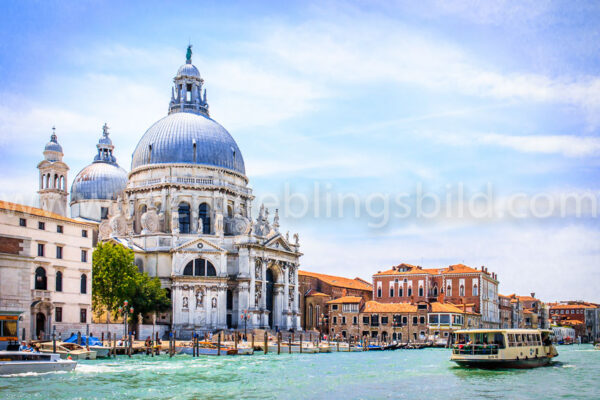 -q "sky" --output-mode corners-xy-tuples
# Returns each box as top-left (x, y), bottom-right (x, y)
(1, 0), (599, 302)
